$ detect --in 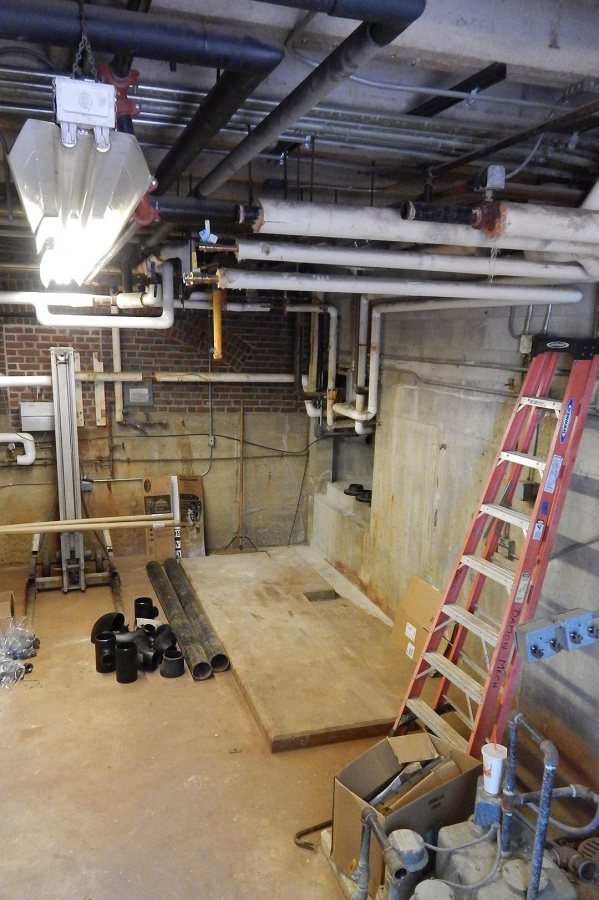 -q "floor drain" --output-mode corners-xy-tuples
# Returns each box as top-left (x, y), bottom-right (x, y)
(303, 589), (339, 602)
